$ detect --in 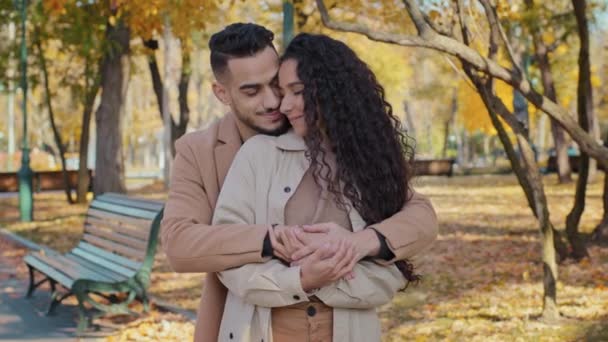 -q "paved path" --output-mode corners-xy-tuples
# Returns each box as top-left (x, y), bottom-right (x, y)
(0, 277), (111, 342)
